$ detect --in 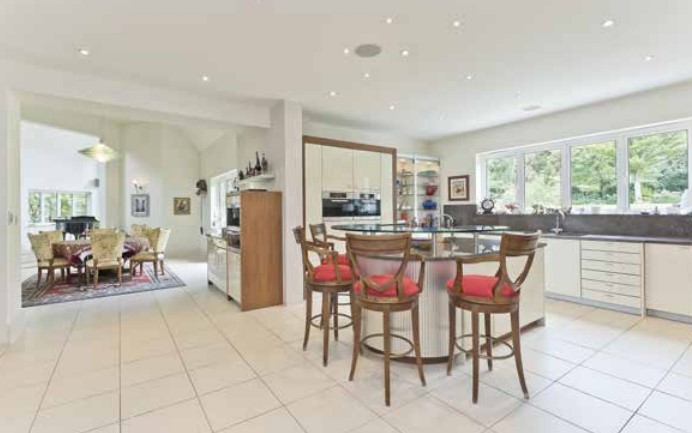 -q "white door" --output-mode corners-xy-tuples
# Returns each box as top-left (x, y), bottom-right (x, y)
(380, 153), (394, 223)
(322, 146), (354, 191)
(304, 143), (322, 224)
(353, 150), (381, 190)
(645, 243), (692, 316)
(544, 238), (581, 297)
